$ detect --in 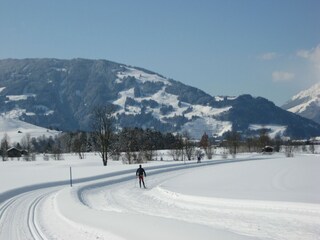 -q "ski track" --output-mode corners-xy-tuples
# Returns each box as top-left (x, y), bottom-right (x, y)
(0, 157), (320, 240)
(0, 189), (55, 240)
(80, 170), (320, 240)
(0, 160), (221, 240)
